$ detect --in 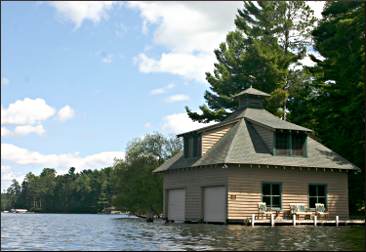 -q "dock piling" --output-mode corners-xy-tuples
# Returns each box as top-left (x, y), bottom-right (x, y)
(336, 216), (339, 227)
(270, 214), (275, 227)
(292, 214), (296, 226)
(314, 216), (317, 226)
(251, 214), (255, 227)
